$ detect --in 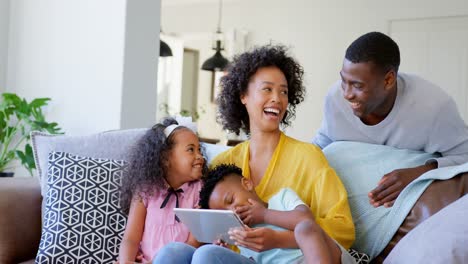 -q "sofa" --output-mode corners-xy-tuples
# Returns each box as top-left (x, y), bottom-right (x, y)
(0, 129), (467, 264)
